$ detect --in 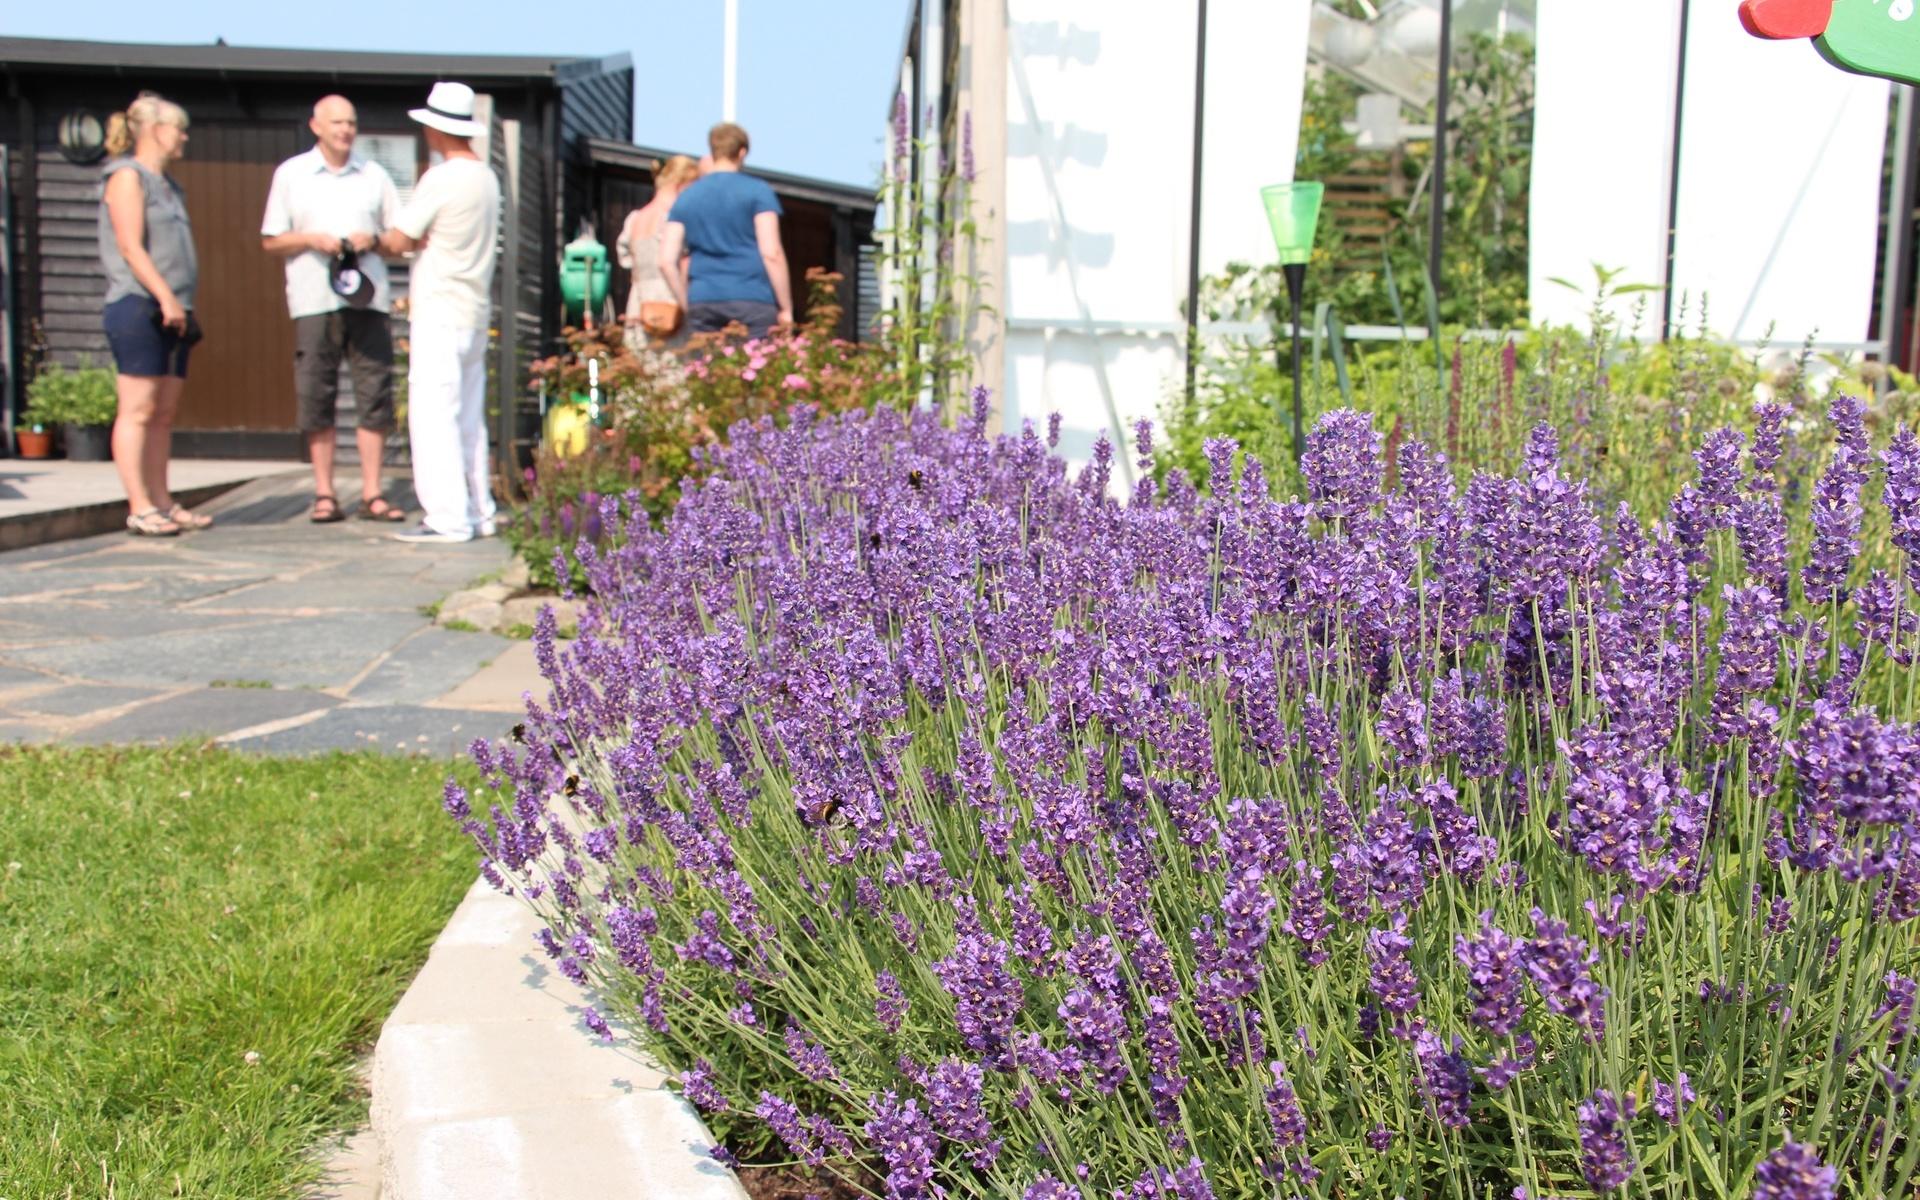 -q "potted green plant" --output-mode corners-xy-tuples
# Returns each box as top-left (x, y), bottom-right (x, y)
(15, 422), (55, 459)
(24, 359), (119, 462)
